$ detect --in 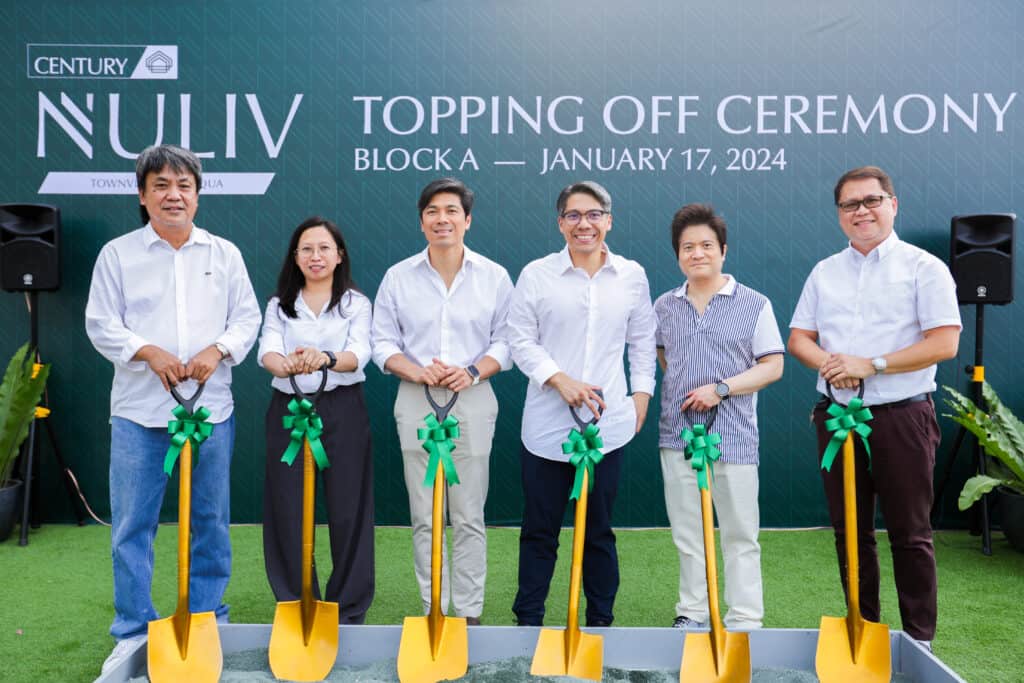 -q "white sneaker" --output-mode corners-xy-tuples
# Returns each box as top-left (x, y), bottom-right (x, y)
(99, 635), (145, 677)
(916, 639), (933, 652)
